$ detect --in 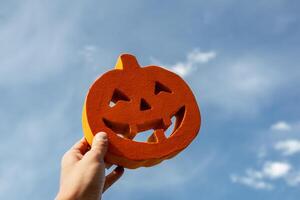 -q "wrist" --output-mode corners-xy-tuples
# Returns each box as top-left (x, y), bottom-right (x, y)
(55, 192), (100, 200)
(55, 192), (76, 200)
